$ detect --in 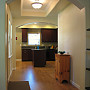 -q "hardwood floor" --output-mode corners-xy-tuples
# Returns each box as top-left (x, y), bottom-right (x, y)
(10, 61), (78, 90)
